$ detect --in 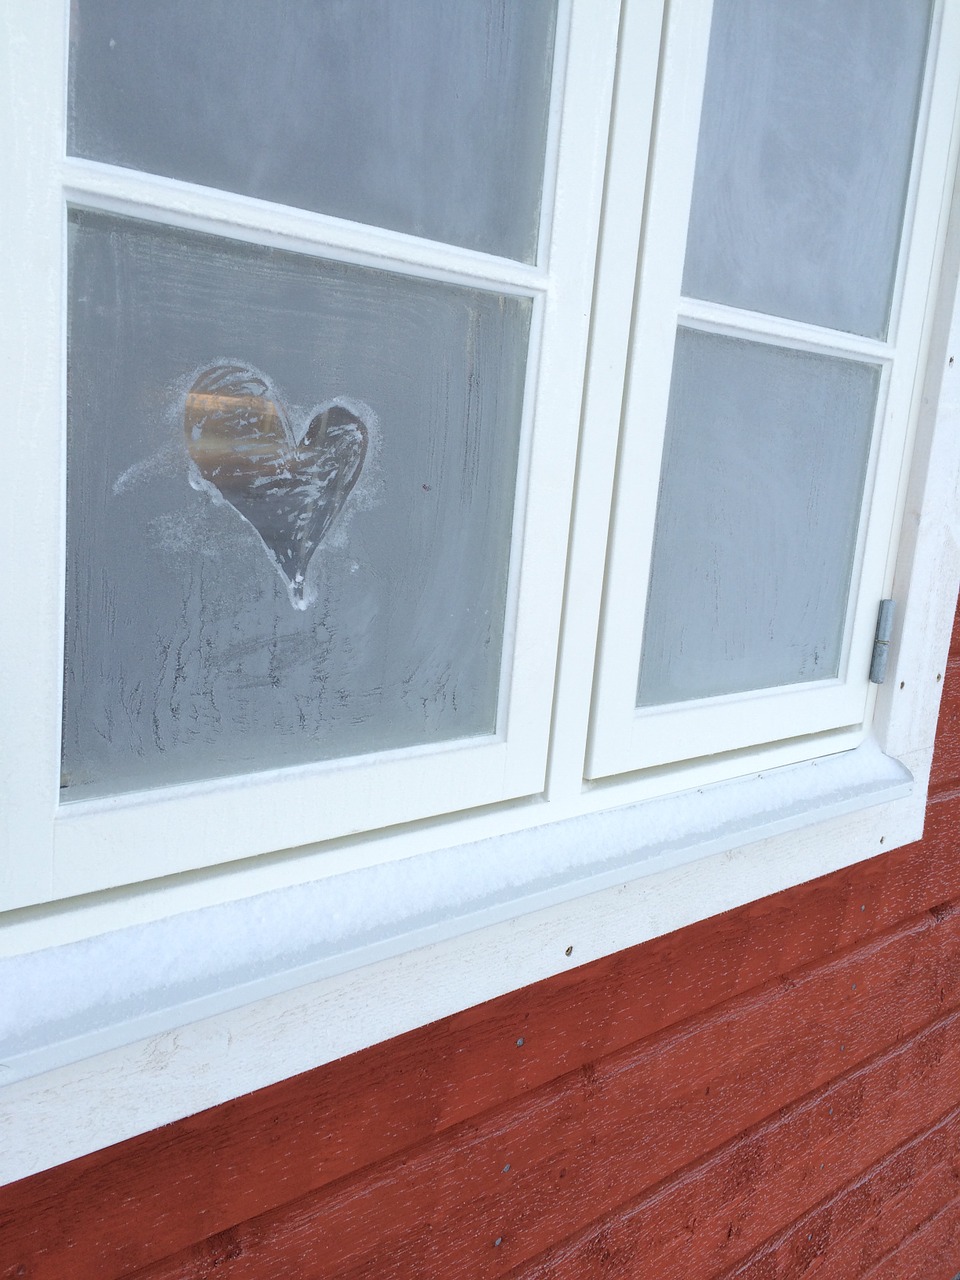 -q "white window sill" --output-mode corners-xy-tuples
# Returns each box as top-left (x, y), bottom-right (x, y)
(0, 738), (912, 1091)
